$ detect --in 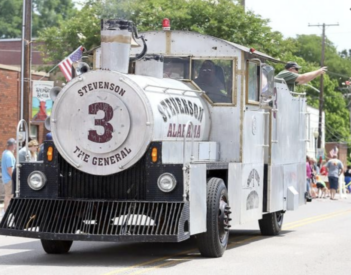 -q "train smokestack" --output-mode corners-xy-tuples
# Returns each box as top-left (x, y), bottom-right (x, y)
(100, 19), (133, 73)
